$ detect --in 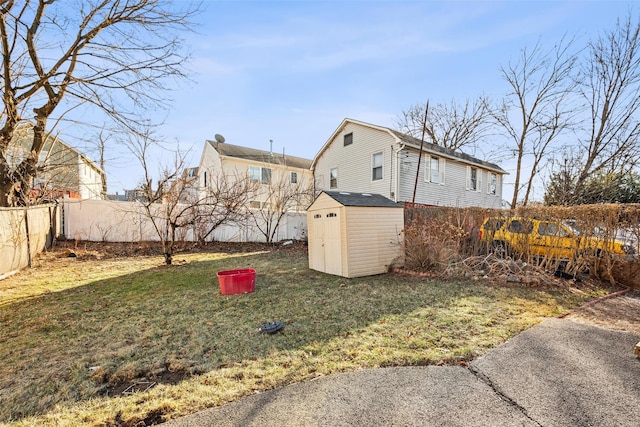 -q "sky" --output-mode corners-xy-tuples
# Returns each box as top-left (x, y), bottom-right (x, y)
(98, 0), (637, 201)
